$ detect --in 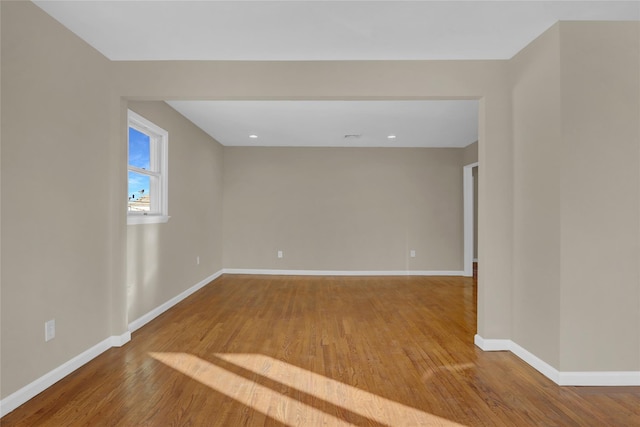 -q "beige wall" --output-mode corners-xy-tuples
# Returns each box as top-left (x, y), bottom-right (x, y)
(1, 1), (114, 397)
(127, 101), (224, 323)
(223, 147), (464, 271)
(510, 22), (640, 371)
(511, 24), (563, 368)
(558, 22), (639, 371)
